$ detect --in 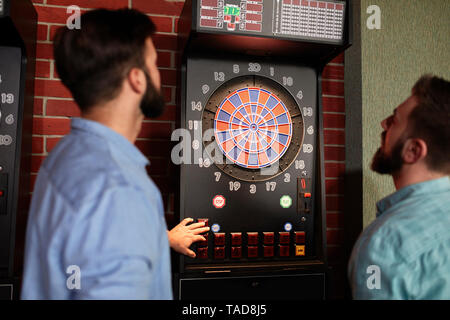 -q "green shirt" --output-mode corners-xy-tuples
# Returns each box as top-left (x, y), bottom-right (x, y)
(348, 177), (450, 299)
